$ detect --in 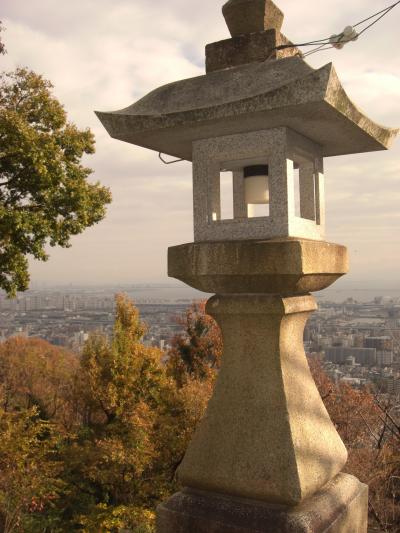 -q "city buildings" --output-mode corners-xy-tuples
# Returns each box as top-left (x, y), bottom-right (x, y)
(1, 285), (399, 399)
(0, 286), (191, 352)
